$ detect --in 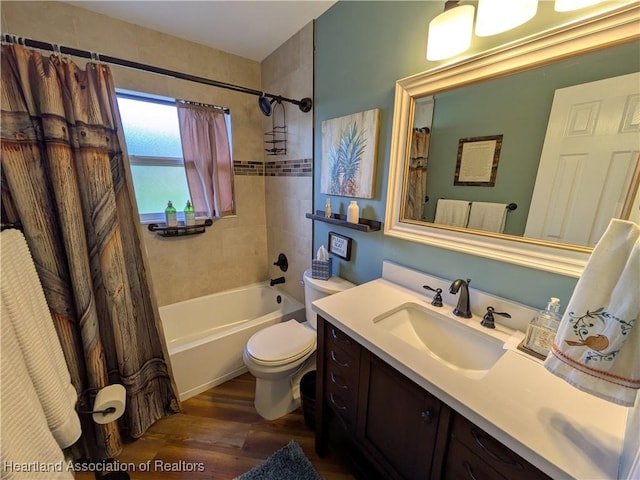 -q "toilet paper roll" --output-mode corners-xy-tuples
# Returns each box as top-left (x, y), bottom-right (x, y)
(92, 384), (126, 424)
